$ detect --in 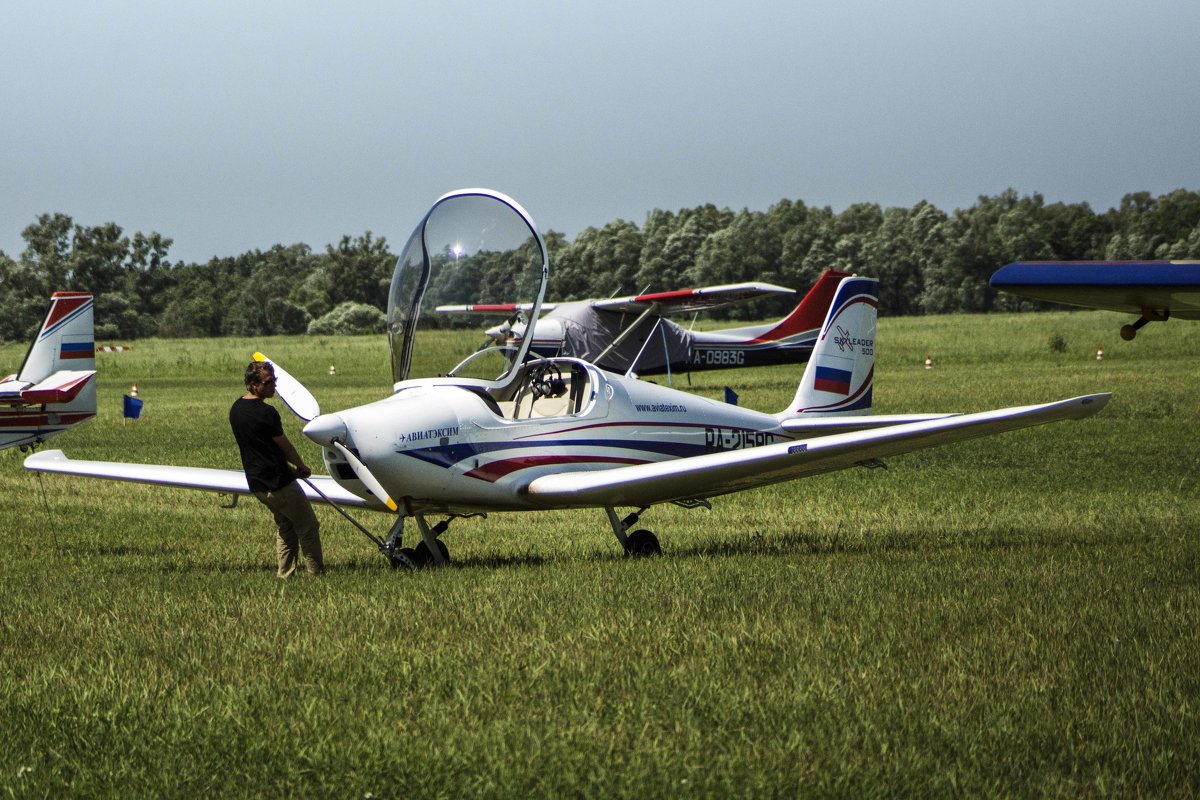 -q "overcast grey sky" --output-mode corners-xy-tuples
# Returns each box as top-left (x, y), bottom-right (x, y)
(3, 0), (1198, 265)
